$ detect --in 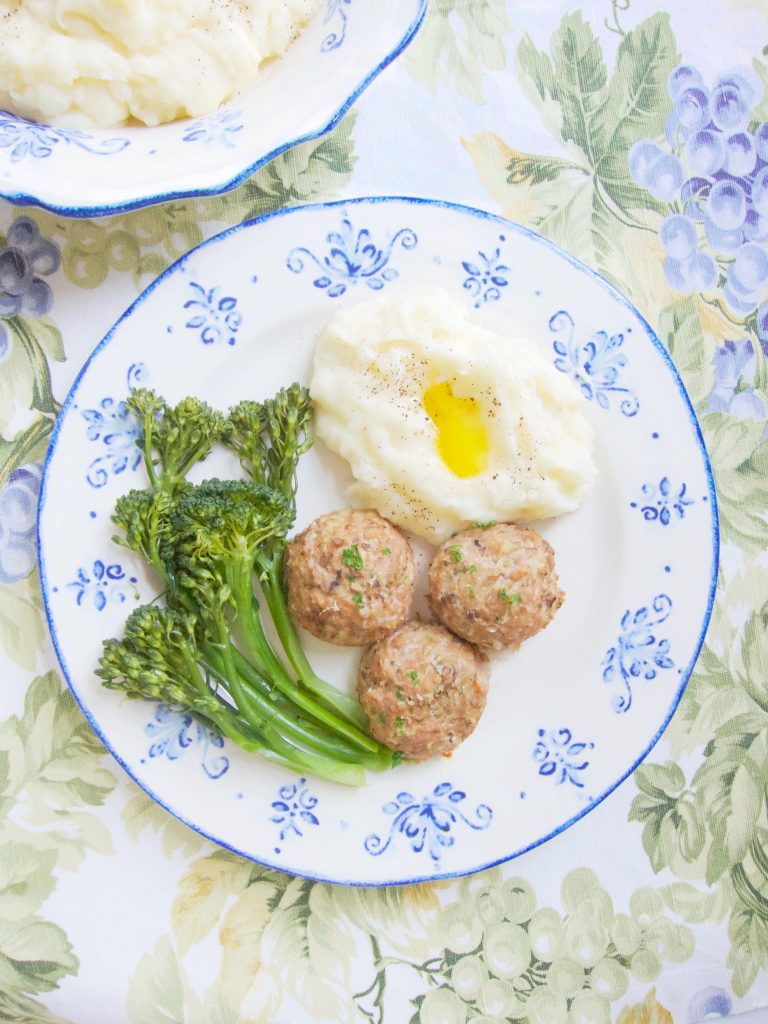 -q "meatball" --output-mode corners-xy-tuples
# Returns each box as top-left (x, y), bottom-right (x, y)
(357, 620), (489, 761)
(284, 509), (415, 646)
(428, 523), (564, 651)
